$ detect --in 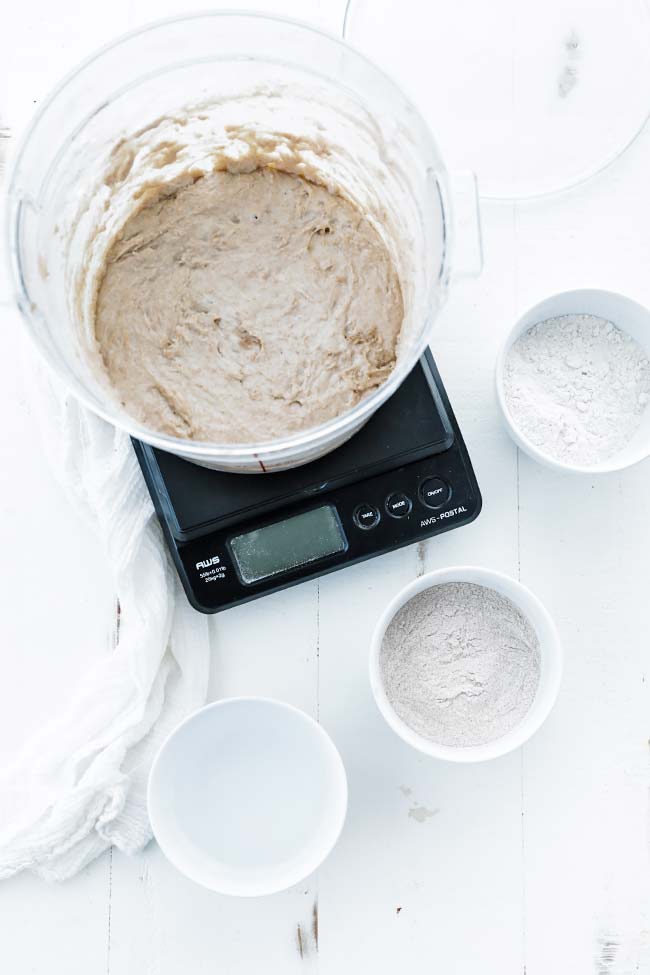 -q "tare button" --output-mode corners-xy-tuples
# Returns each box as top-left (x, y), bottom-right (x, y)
(419, 477), (451, 509)
(353, 503), (380, 530)
(385, 493), (413, 518)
